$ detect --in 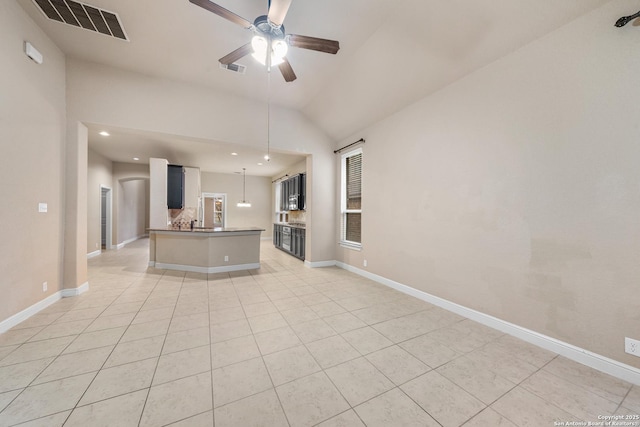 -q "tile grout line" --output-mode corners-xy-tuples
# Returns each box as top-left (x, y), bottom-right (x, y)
(135, 270), (186, 427)
(66, 271), (166, 425)
(0, 271), (129, 421)
(0, 272), (152, 424)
